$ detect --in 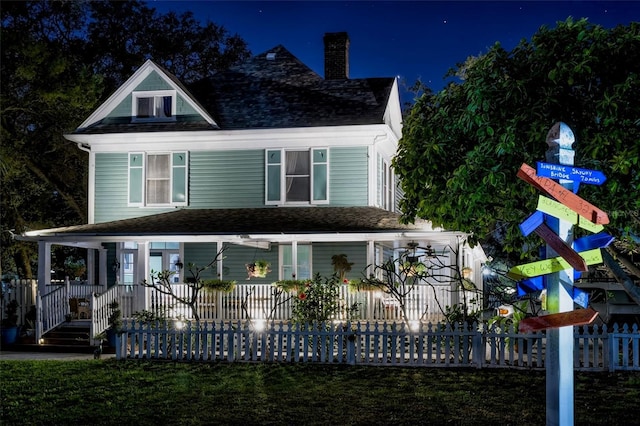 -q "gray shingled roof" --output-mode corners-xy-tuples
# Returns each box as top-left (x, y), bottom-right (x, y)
(193, 45), (394, 129)
(75, 45), (394, 134)
(30, 207), (431, 237)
